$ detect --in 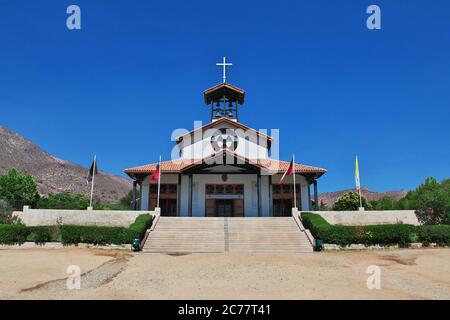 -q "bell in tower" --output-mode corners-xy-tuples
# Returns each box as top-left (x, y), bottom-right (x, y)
(204, 83), (245, 122)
